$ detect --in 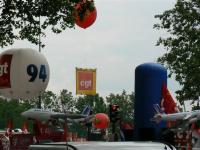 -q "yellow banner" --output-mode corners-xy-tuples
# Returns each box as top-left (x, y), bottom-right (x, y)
(76, 68), (96, 95)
